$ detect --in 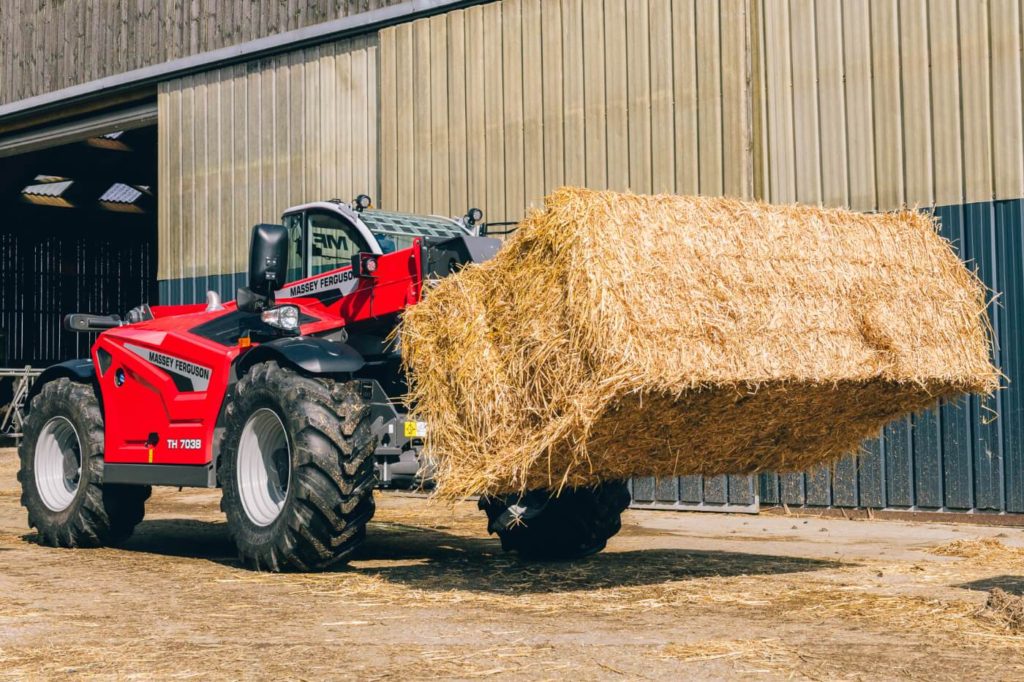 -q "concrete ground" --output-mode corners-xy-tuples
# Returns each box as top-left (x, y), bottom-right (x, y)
(2, 446), (1024, 680)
